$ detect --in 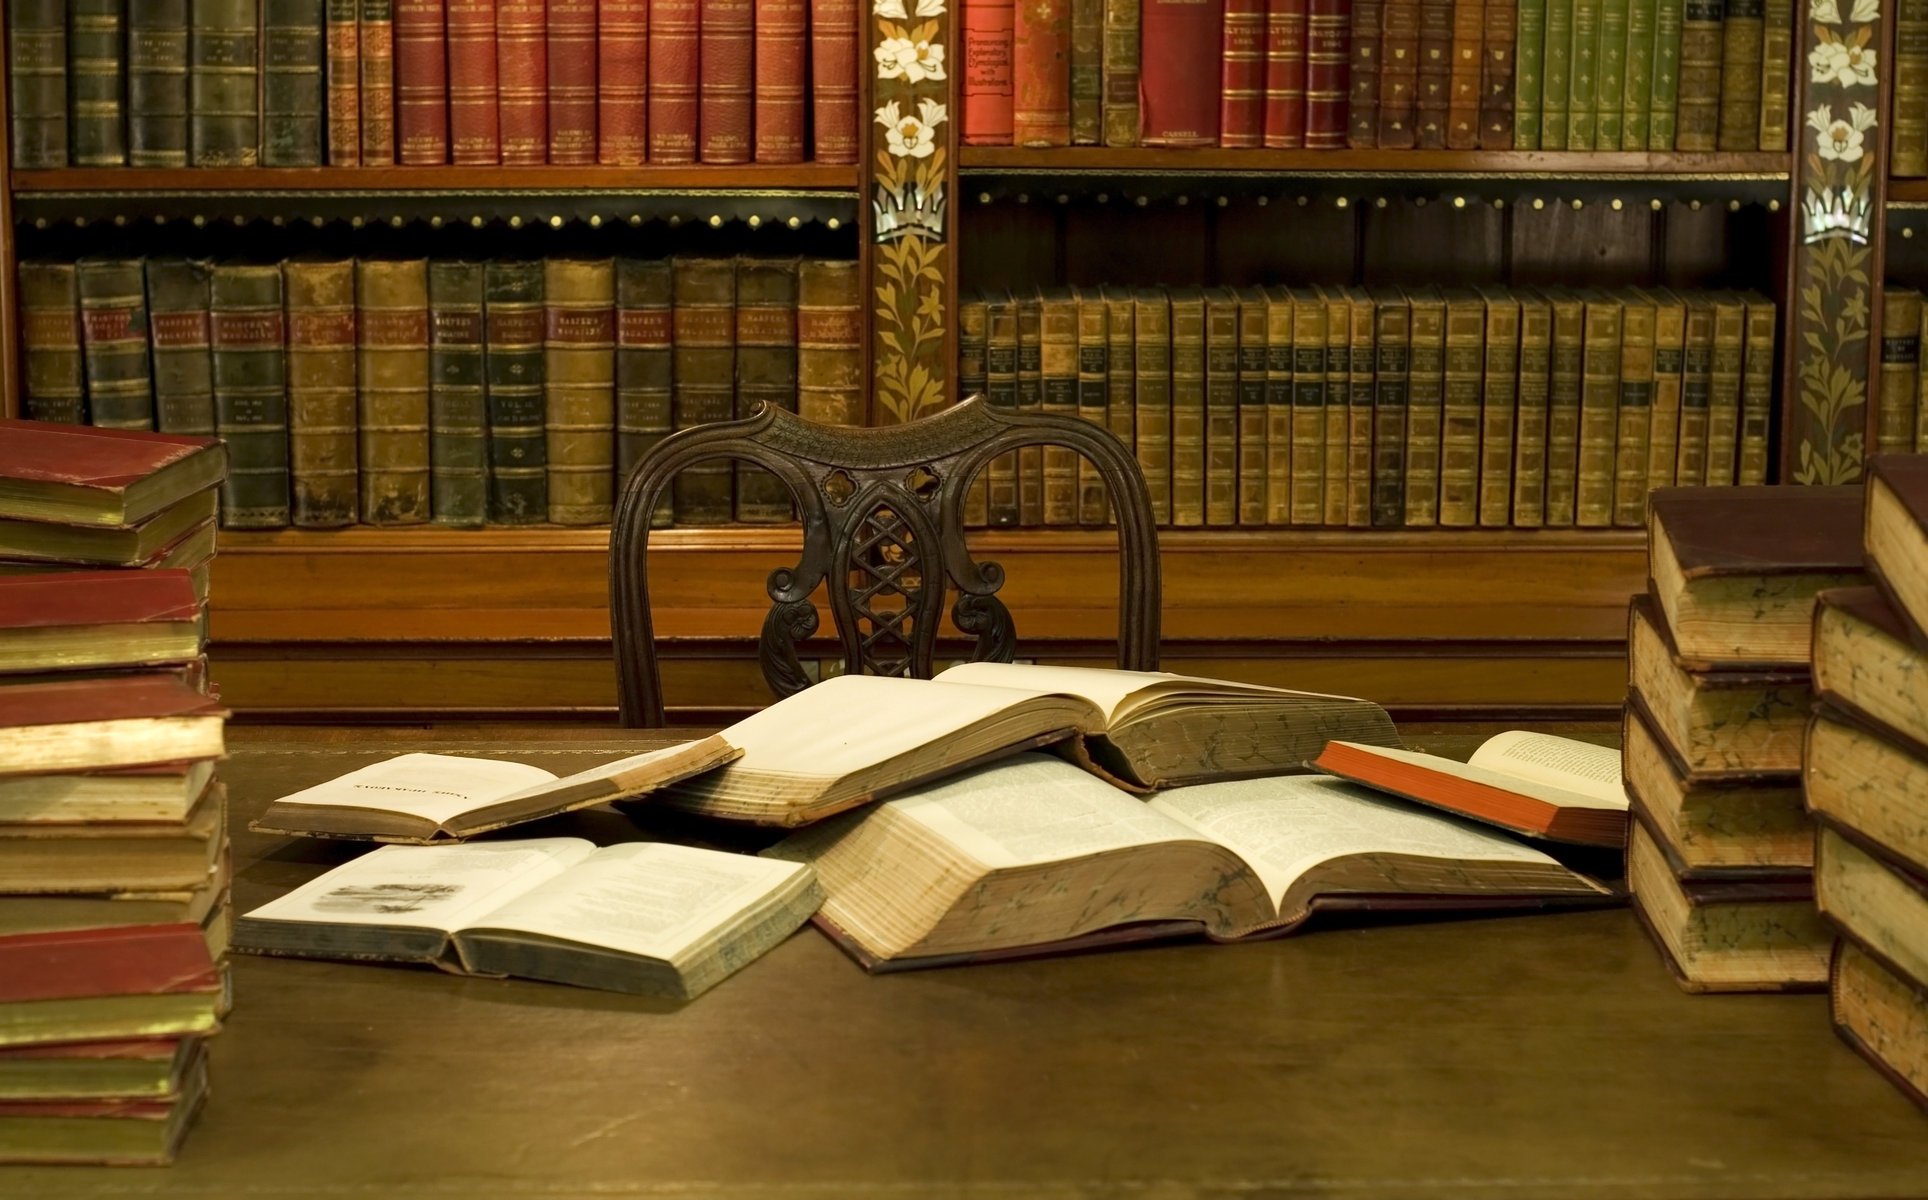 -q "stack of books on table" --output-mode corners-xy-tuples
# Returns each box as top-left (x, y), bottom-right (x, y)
(0, 420), (231, 1166)
(1809, 455), (1928, 1111)
(1623, 484), (1865, 993)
